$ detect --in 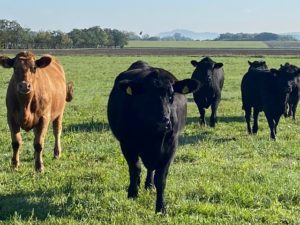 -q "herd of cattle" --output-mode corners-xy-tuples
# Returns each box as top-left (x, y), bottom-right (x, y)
(0, 51), (299, 213)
